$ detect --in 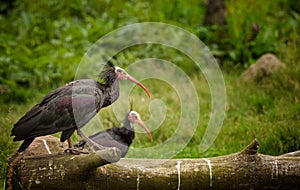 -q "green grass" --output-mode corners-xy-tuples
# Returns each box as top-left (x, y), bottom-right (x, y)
(1, 60), (300, 185)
